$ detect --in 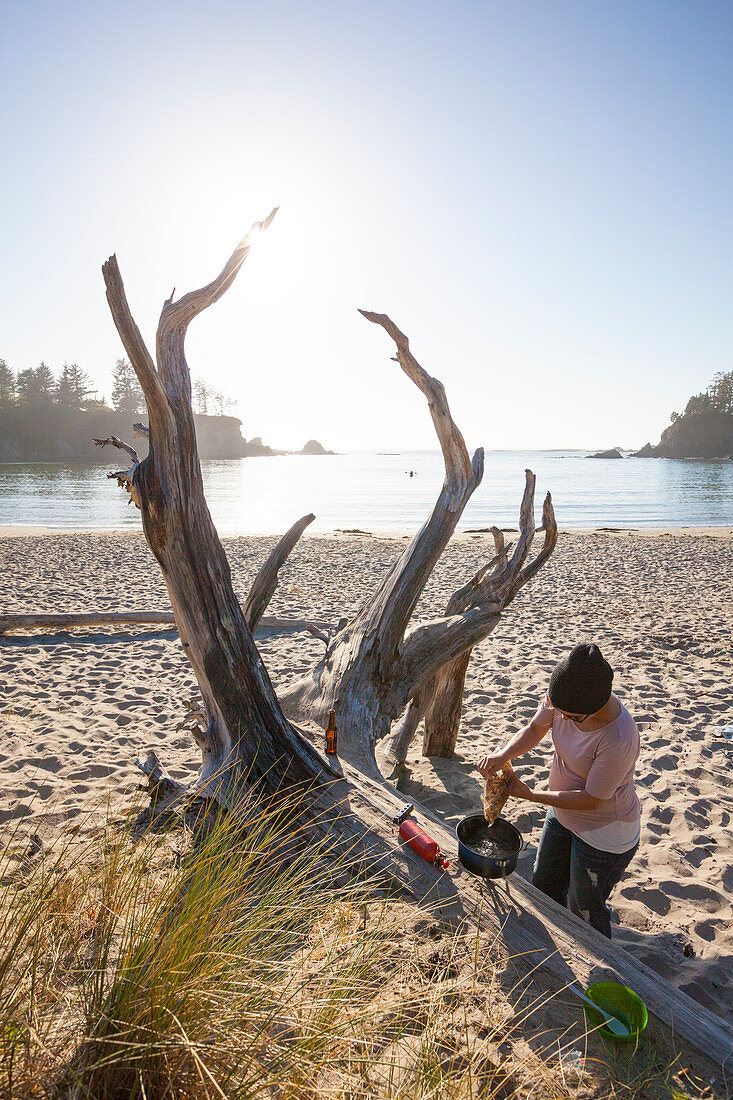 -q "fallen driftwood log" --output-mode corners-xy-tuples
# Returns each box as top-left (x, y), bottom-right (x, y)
(0, 612), (330, 641)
